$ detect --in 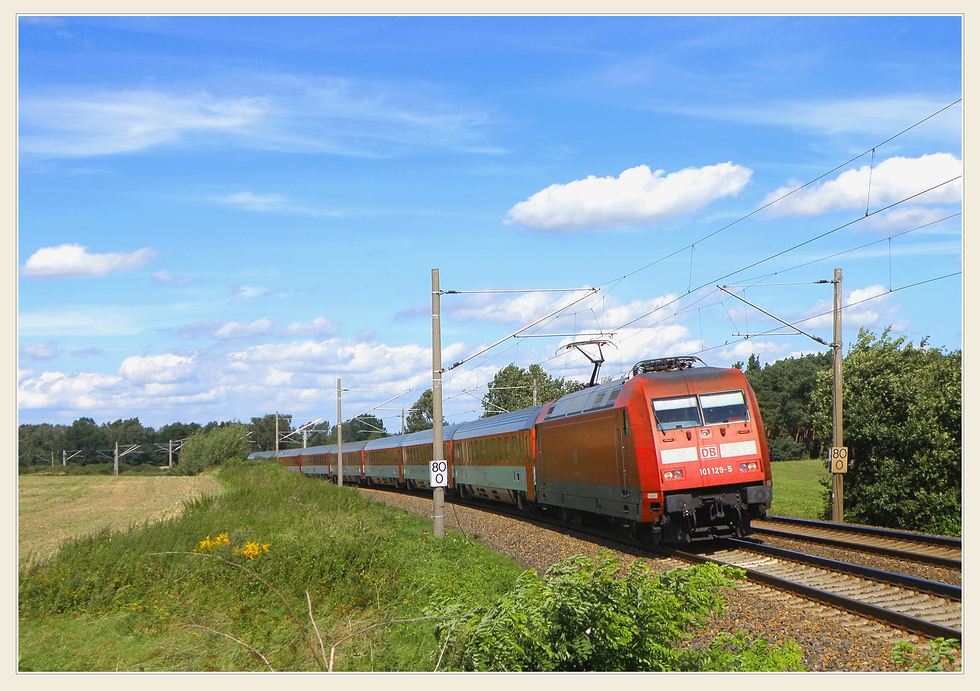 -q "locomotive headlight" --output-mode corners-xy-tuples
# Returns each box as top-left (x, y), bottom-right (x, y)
(739, 462), (758, 472)
(663, 469), (683, 481)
